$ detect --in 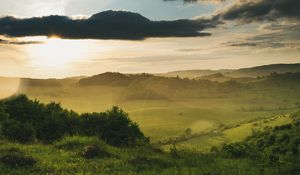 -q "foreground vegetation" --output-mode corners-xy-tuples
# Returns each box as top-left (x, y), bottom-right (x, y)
(0, 95), (299, 174)
(0, 95), (148, 146)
